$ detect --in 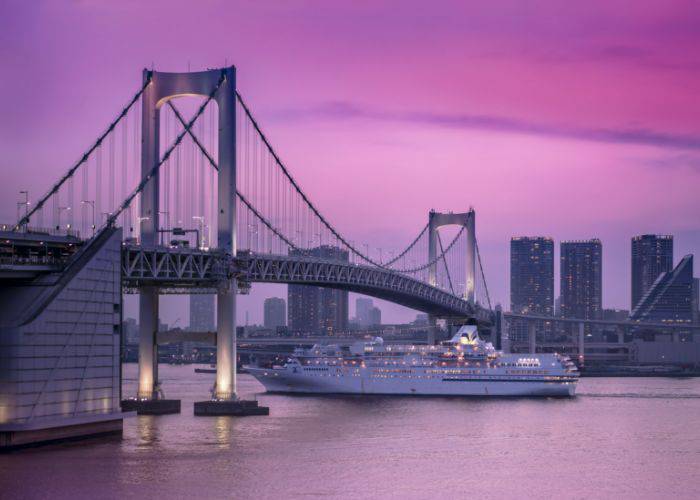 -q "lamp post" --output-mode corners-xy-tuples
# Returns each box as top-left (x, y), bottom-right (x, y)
(56, 206), (71, 233)
(247, 223), (258, 251)
(81, 200), (95, 236)
(192, 216), (205, 248)
(136, 216), (150, 244)
(17, 190), (30, 230)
